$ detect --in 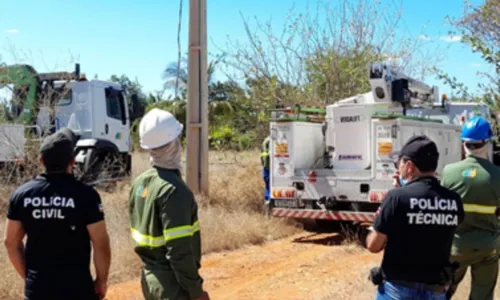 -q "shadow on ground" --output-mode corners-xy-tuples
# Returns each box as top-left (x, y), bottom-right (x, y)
(293, 220), (371, 247)
(293, 232), (347, 246)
